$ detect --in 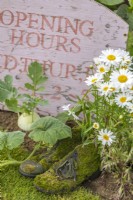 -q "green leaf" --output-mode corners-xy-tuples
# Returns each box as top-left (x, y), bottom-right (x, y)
(127, 31), (133, 55)
(36, 86), (45, 92)
(98, 0), (124, 5)
(29, 116), (72, 145)
(127, 12), (133, 31)
(129, 0), (133, 7)
(25, 83), (34, 90)
(6, 131), (26, 150)
(4, 75), (13, 85)
(116, 4), (128, 20)
(116, 4), (133, 31)
(5, 98), (20, 113)
(28, 62), (47, 86)
(0, 132), (6, 150)
(56, 112), (72, 123)
(0, 75), (15, 102)
(37, 99), (48, 106)
(36, 77), (48, 85)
